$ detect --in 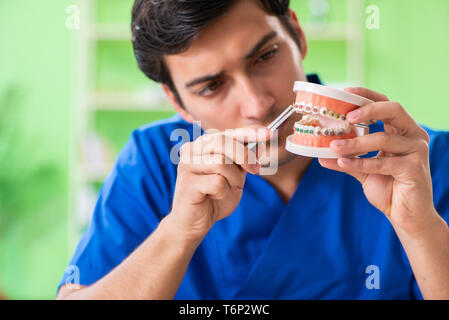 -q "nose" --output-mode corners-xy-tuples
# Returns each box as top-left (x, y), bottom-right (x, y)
(236, 77), (275, 122)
